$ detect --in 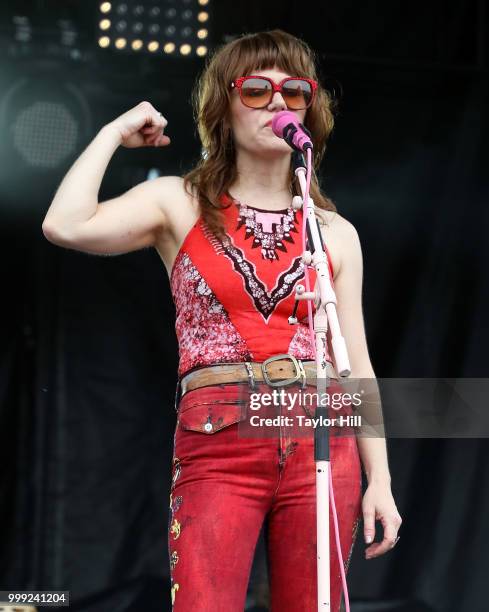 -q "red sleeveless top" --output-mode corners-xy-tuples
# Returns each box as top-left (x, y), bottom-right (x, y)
(170, 193), (335, 379)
